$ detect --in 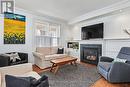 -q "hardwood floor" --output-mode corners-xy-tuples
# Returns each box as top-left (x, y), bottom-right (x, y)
(33, 63), (130, 87)
(91, 78), (130, 87)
